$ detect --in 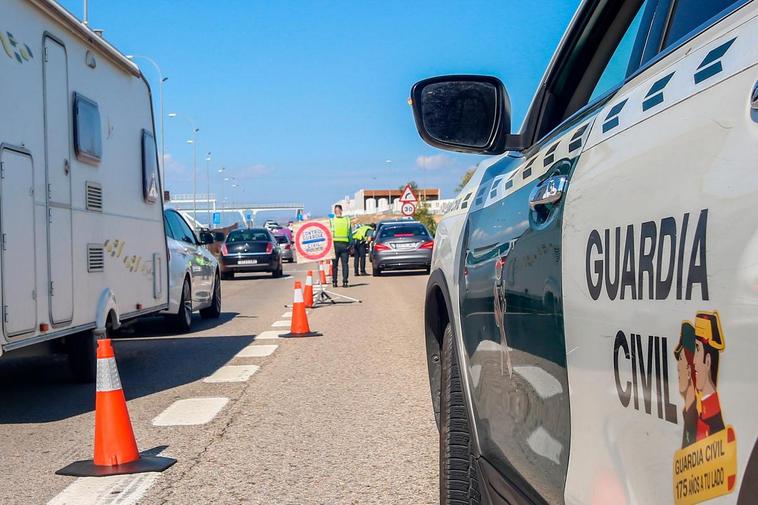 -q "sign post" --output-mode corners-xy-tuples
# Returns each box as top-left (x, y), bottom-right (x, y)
(292, 219), (360, 305)
(399, 184), (418, 217)
(293, 219), (335, 264)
